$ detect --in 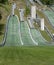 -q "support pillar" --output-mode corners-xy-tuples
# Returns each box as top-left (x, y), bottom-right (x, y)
(41, 18), (44, 31)
(19, 9), (24, 22)
(12, 3), (16, 15)
(31, 6), (36, 19)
